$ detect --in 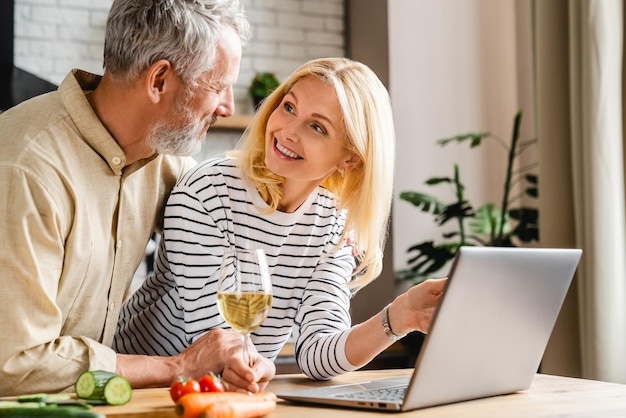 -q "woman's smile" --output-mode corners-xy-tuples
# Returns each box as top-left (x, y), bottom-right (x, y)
(264, 76), (349, 185)
(274, 139), (302, 159)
